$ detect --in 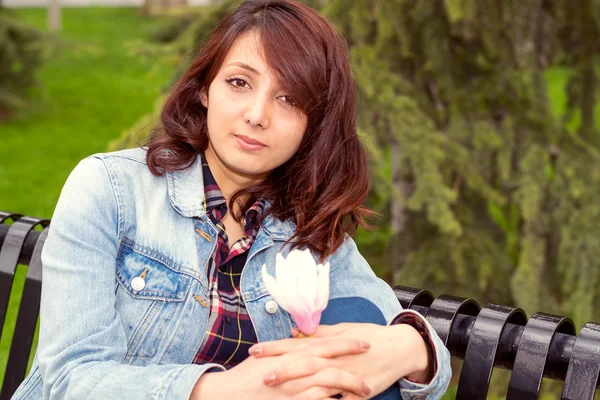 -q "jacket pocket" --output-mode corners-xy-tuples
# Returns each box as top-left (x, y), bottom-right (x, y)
(116, 239), (191, 301)
(115, 238), (192, 359)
